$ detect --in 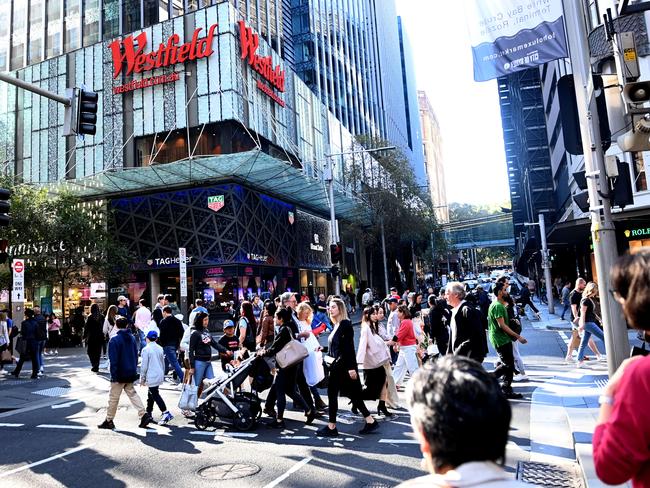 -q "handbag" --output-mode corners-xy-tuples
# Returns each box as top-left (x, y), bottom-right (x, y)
(631, 341), (649, 357)
(1, 349), (12, 364)
(15, 336), (27, 355)
(275, 339), (309, 369)
(178, 374), (198, 410)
